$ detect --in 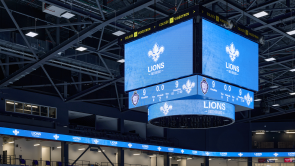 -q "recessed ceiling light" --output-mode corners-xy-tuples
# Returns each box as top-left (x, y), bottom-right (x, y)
(272, 104), (280, 107)
(117, 59), (125, 63)
(76, 47), (87, 52)
(187, 158), (192, 160)
(290, 69), (295, 72)
(169, 157), (172, 159)
(256, 132), (265, 134)
(269, 85), (279, 88)
(253, 11), (268, 18)
(254, 99), (262, 101)
(78, 148), (85, 150)
(287, 30), (295, 35)
(112, 31), (126, 36)
(8, 141), (14, 143)
(177, 159), (181, 161)
(61, 12), (75, 19)
(286, 131), (295, 133)
(26, 32), (38, 37)
(209, 159), (212, 160)
(6, 101), (14, 104)
(57, 146), (61, 148)
(228, 159), (231, 160)
(133, 154), (140, 155)
(265, 57), (276, 62)
(34, 144), (40, 146)
(290, 92), (295, 95)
